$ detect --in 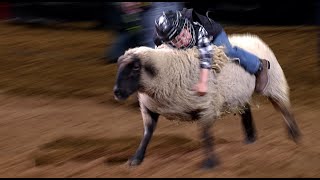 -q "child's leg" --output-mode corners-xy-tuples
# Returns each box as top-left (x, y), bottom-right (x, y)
(213, 30), (270, 93)
(213, 30), (260, 74)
